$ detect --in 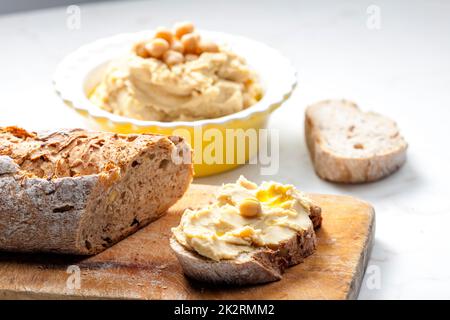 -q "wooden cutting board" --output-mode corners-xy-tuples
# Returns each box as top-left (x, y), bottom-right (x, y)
(0, 184), (375, 300)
